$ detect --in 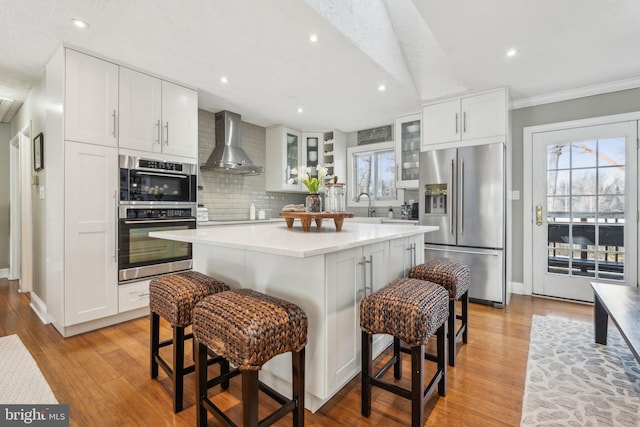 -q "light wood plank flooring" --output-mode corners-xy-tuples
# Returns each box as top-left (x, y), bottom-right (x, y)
(0, 278), (592, 426)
